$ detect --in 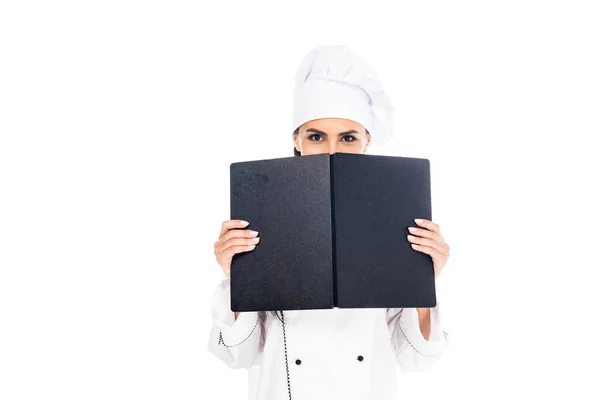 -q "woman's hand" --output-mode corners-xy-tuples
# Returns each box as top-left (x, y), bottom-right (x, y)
(213, 219), (260, 278)
(406, 218), (450, 279)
